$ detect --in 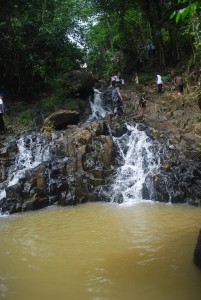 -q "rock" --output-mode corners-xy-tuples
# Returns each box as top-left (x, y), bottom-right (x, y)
(0, 120), (115, 214)
(173, 110), (184, 118)
(62, 70), (95, 99)
(1, 81), (201, 215)
(22, 192), (49, 211)
(194, 229), (201, 269)
(43, 110), (80, 130)
(194, 124), (201, 137)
